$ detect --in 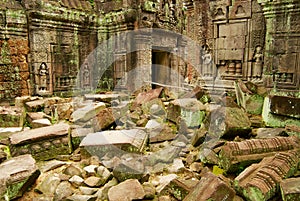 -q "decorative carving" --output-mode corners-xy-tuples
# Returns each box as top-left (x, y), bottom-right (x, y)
(38, 62), (49, 92)
(252, 46), (263, 81)
(82, 63), (91, 89)
(201, 46), (212, 77)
